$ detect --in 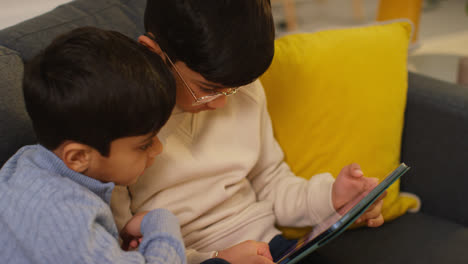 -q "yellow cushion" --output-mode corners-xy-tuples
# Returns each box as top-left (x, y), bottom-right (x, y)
(260, 21), (420, 238)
